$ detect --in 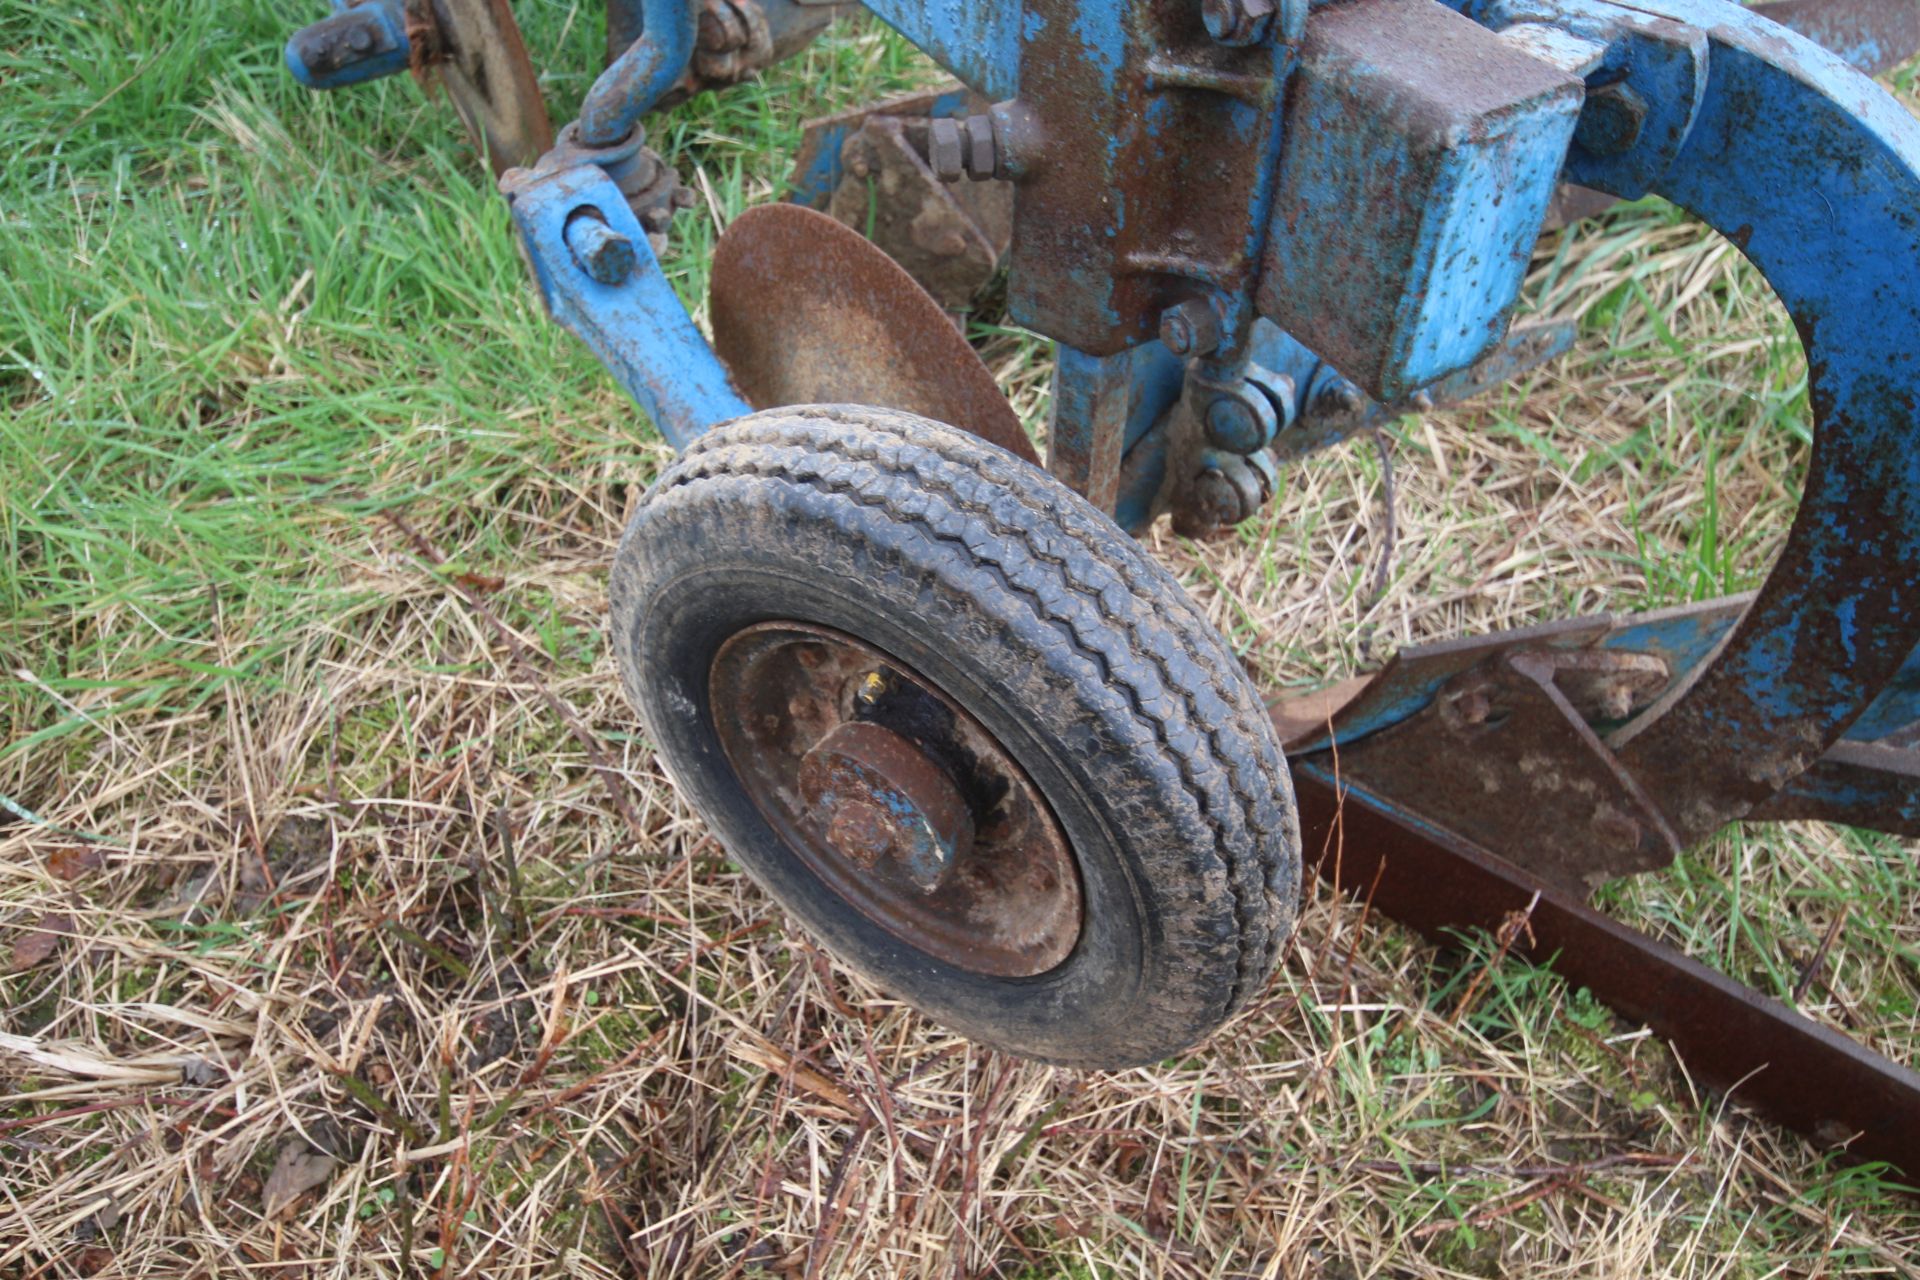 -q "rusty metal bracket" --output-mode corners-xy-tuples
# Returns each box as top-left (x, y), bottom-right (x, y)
(826, 115), (1012, 311)
(1297, 647), (1680, 894)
